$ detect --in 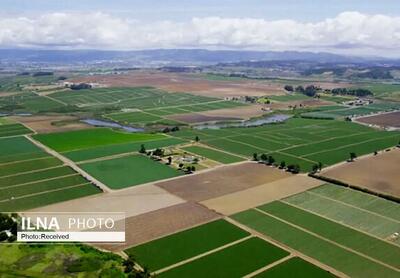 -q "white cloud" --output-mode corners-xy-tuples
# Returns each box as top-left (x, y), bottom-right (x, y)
(0, 11), (399, 56)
